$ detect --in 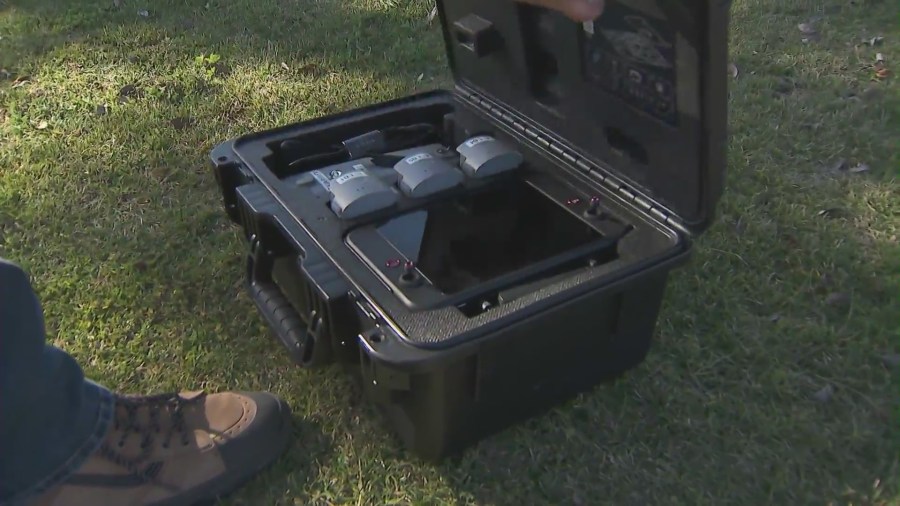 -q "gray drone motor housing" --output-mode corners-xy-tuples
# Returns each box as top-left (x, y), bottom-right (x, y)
(393, 152), (464, 198)
(456, 135), (524, 178)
